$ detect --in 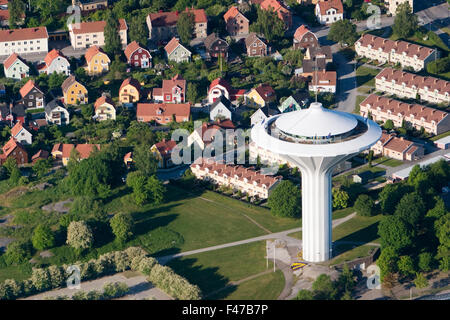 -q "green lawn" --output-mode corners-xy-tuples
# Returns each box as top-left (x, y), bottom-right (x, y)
(167, 241), (275, 296)
(0, 265), (32, 283)
(332, 214), (383, 243)
(430, 130), (450, 141)
(209, 270), (285, 300)
(327, 244), (378, 266)
(356, 66), (380, 87)
(355, 95), (367, 114)
(372, 156), (404, 167)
